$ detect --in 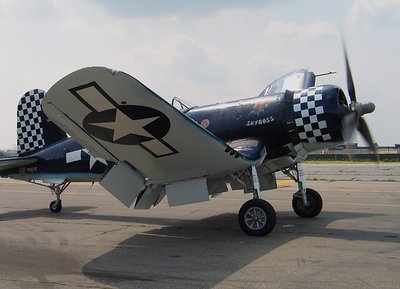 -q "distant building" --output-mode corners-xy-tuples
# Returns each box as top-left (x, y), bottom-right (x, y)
(0, 149), (17, 157)
(310, 144), (400, 161)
